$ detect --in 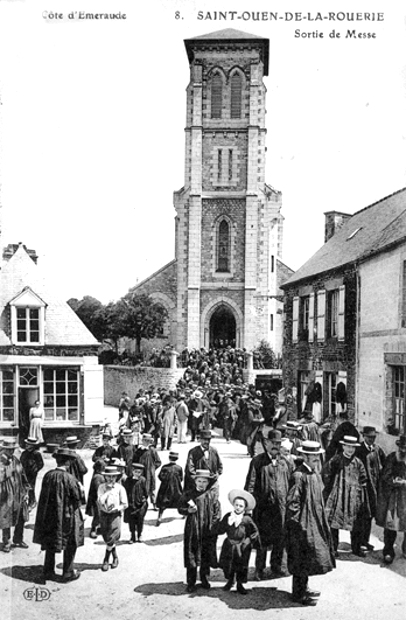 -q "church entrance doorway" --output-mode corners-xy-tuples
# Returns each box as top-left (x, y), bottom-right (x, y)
(209, 305), (236, 348)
